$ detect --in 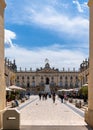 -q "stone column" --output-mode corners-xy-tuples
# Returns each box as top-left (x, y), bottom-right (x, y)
(85, 0), (93, 128)
(0, 0), (6, 128)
